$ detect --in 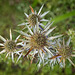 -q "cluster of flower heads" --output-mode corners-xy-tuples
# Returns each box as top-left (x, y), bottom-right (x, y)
(0, 5), (75, 68)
